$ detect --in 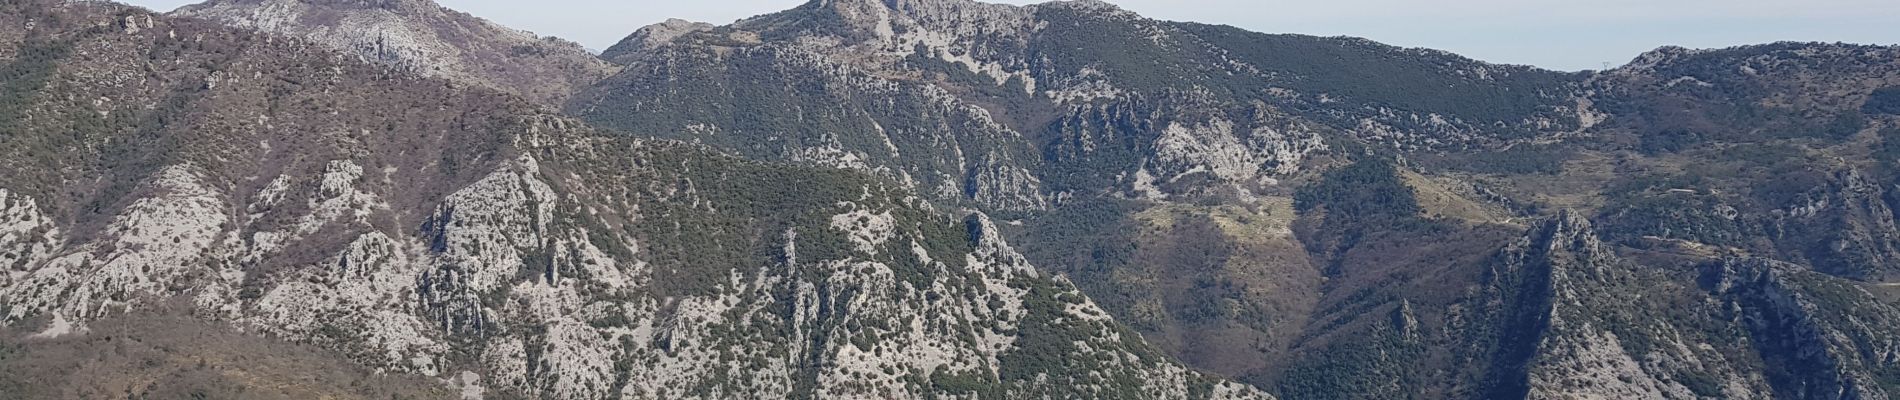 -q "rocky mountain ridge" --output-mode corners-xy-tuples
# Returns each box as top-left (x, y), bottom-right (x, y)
(577, 0), (1544, 210)
(171, 0), (620, 105)
(8, 0), (1900, 398)
(0, 1), (1268, 398)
